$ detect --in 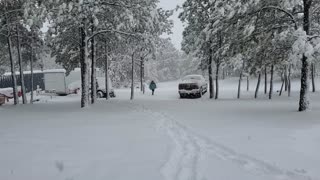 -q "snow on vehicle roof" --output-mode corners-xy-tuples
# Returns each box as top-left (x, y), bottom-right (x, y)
(0, 88), (13, 93)
(184, 74), (203, 78)
(0, 87), (17, 97)
(182, 75), (203, 80)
